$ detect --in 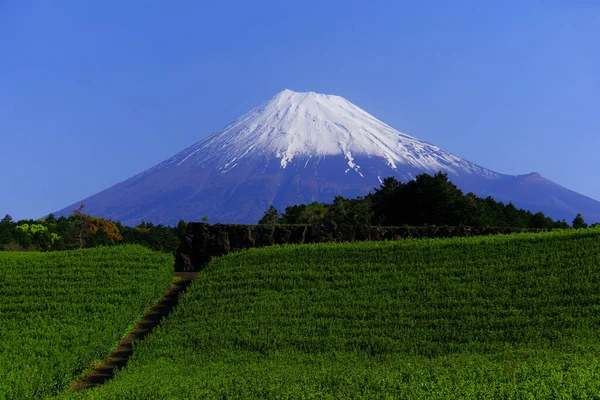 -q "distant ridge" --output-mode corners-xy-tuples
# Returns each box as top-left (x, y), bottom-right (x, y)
(55, 89), (600, 225)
